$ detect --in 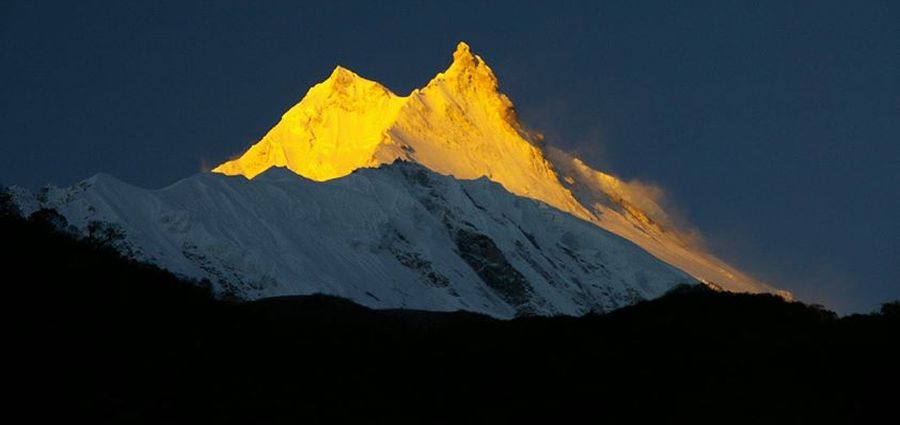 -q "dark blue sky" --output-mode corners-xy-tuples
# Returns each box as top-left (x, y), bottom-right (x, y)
(2, 1), (897, 313)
